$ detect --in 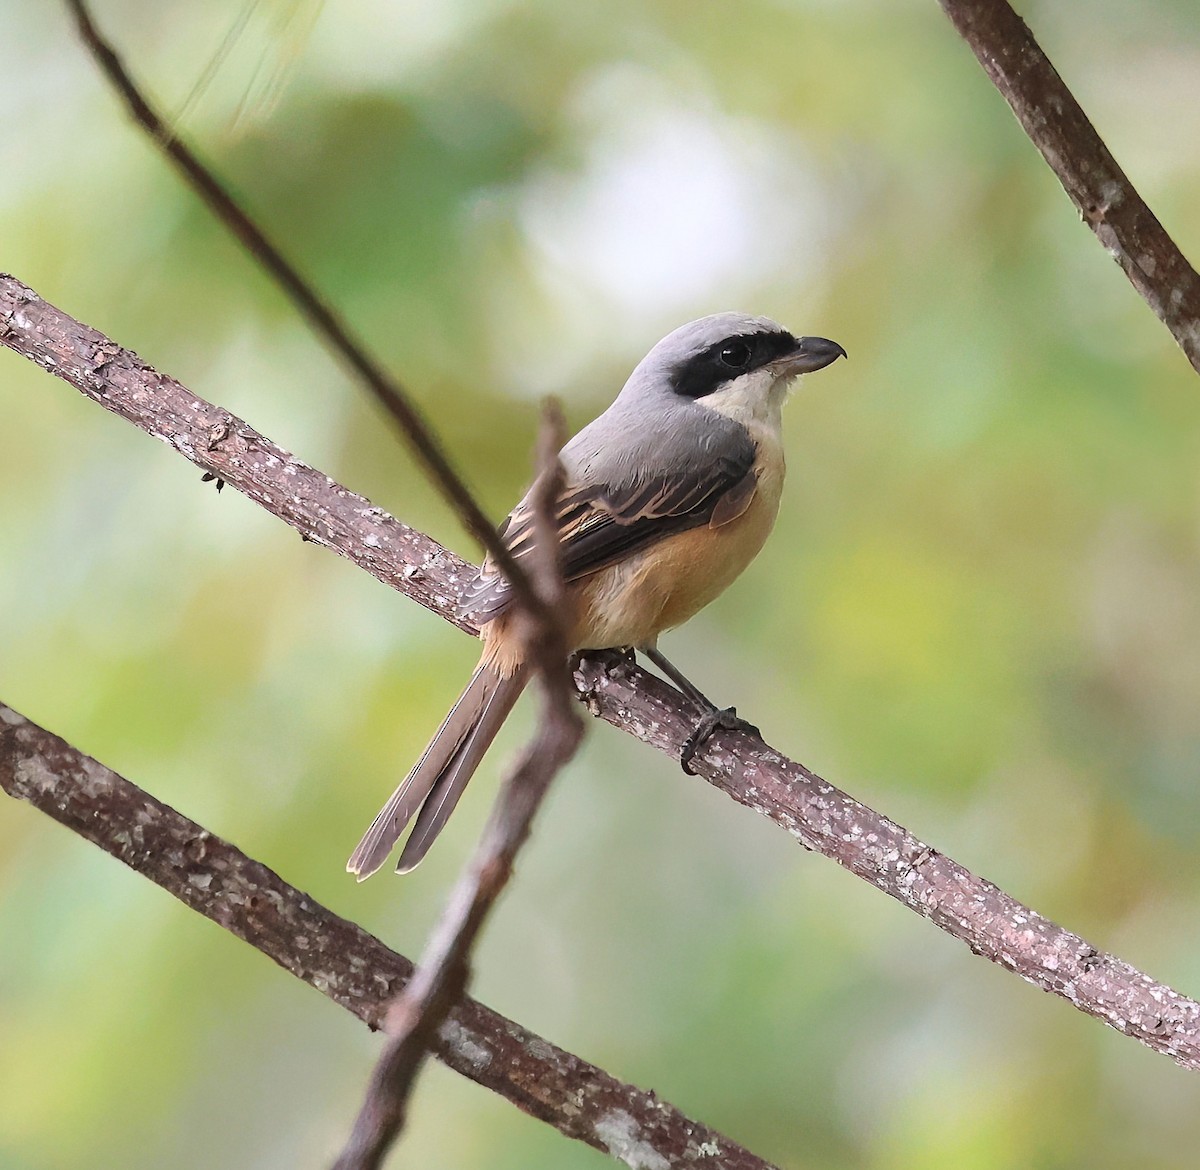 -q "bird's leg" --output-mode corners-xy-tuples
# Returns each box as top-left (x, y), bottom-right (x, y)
(640, 646), (761, 775)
